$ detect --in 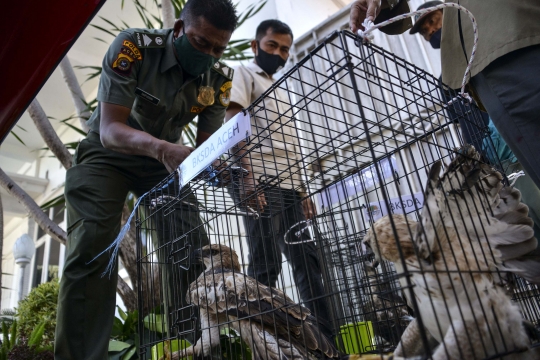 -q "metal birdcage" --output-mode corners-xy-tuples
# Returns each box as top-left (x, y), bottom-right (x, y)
(135, 30), (540, 359)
